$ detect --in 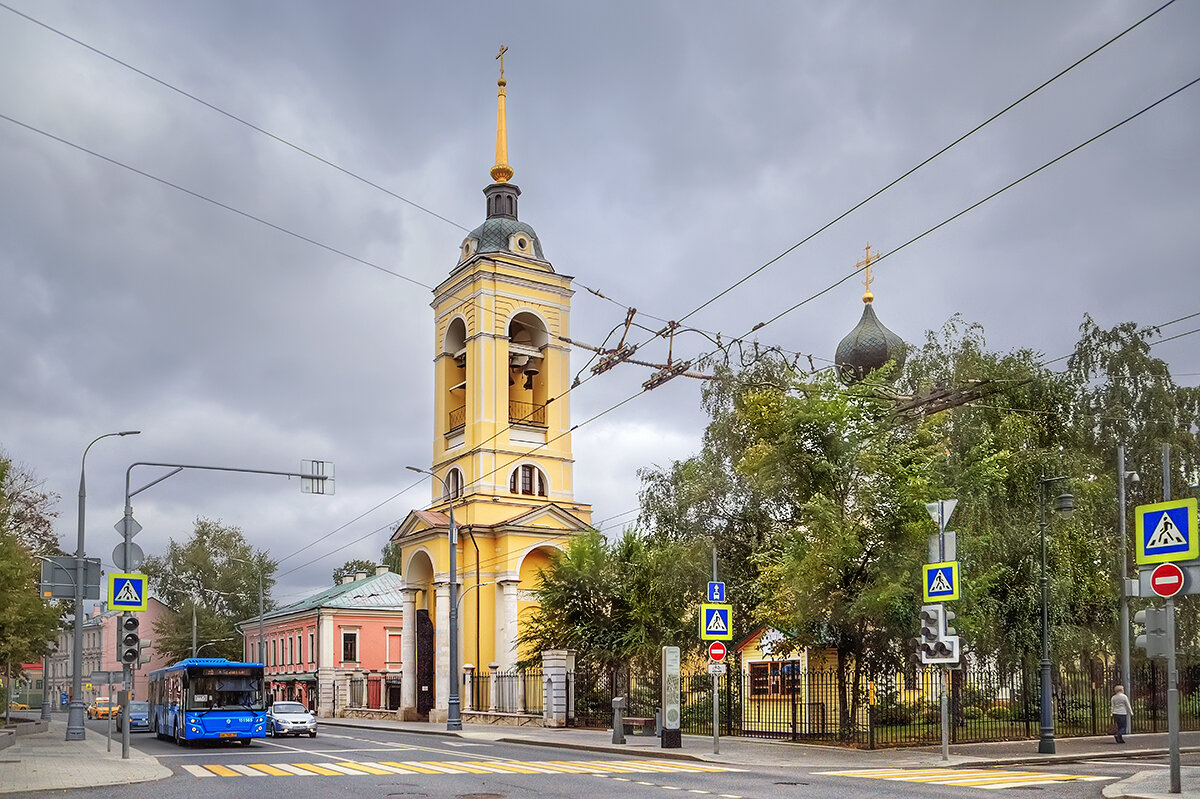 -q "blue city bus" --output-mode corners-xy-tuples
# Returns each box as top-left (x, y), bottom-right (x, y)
(146, 658), (266, 746)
